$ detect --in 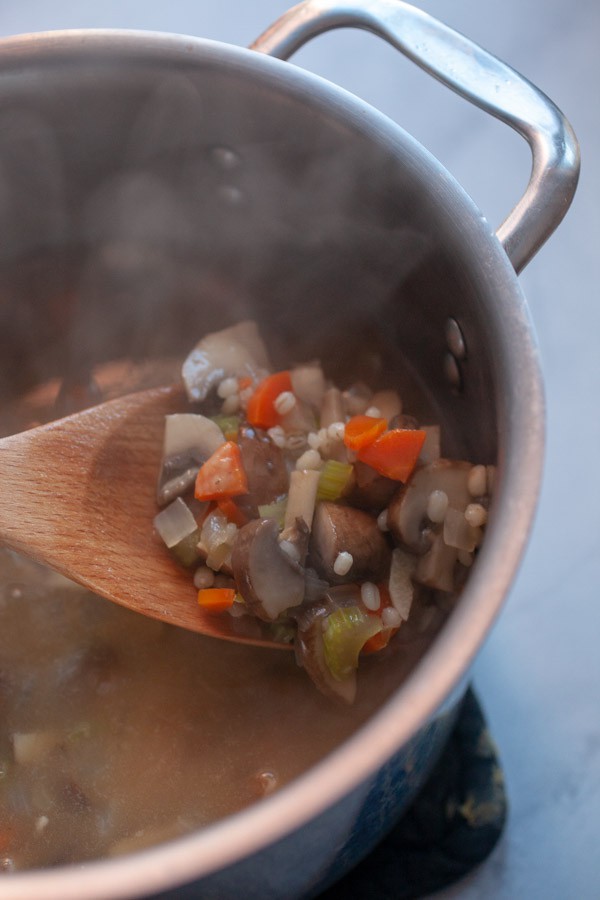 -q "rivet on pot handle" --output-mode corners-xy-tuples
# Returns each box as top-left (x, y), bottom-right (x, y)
(252, 0), (580, 274)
